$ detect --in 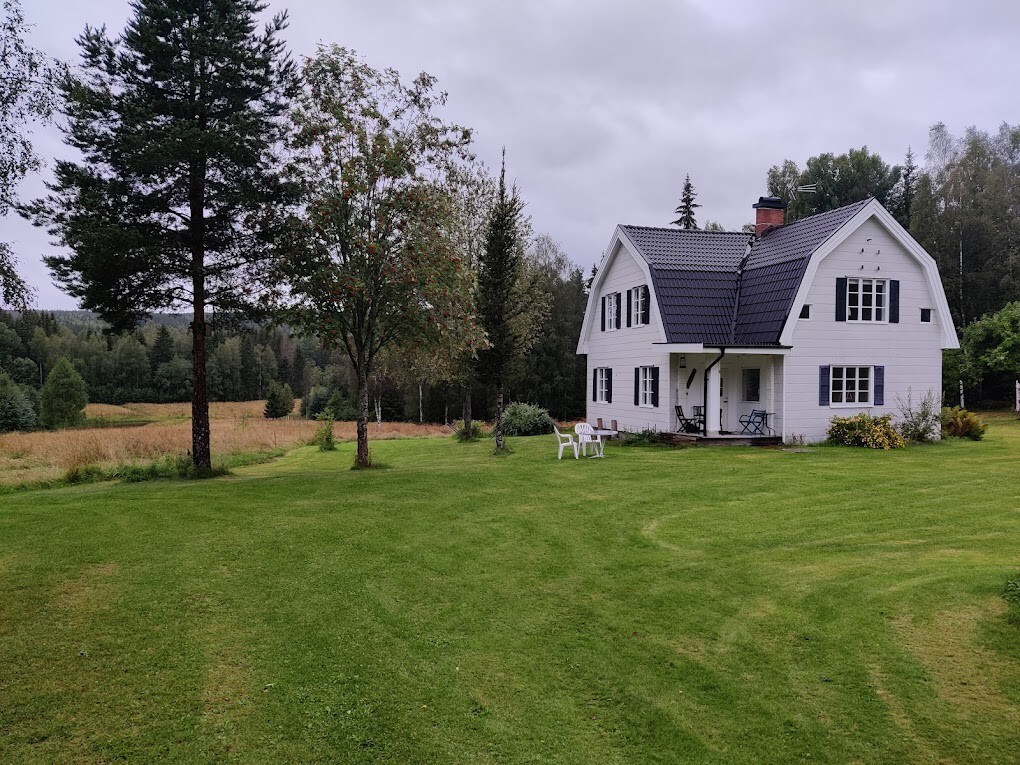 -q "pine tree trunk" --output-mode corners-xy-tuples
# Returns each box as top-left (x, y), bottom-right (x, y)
(191, 302), (212, 471)
(419, 383), (423, 423)
(355, 361), (370, 468)
(493, 387), (504, 451)
(462, 384), (472, 438)
(189, 139), (211, 471)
